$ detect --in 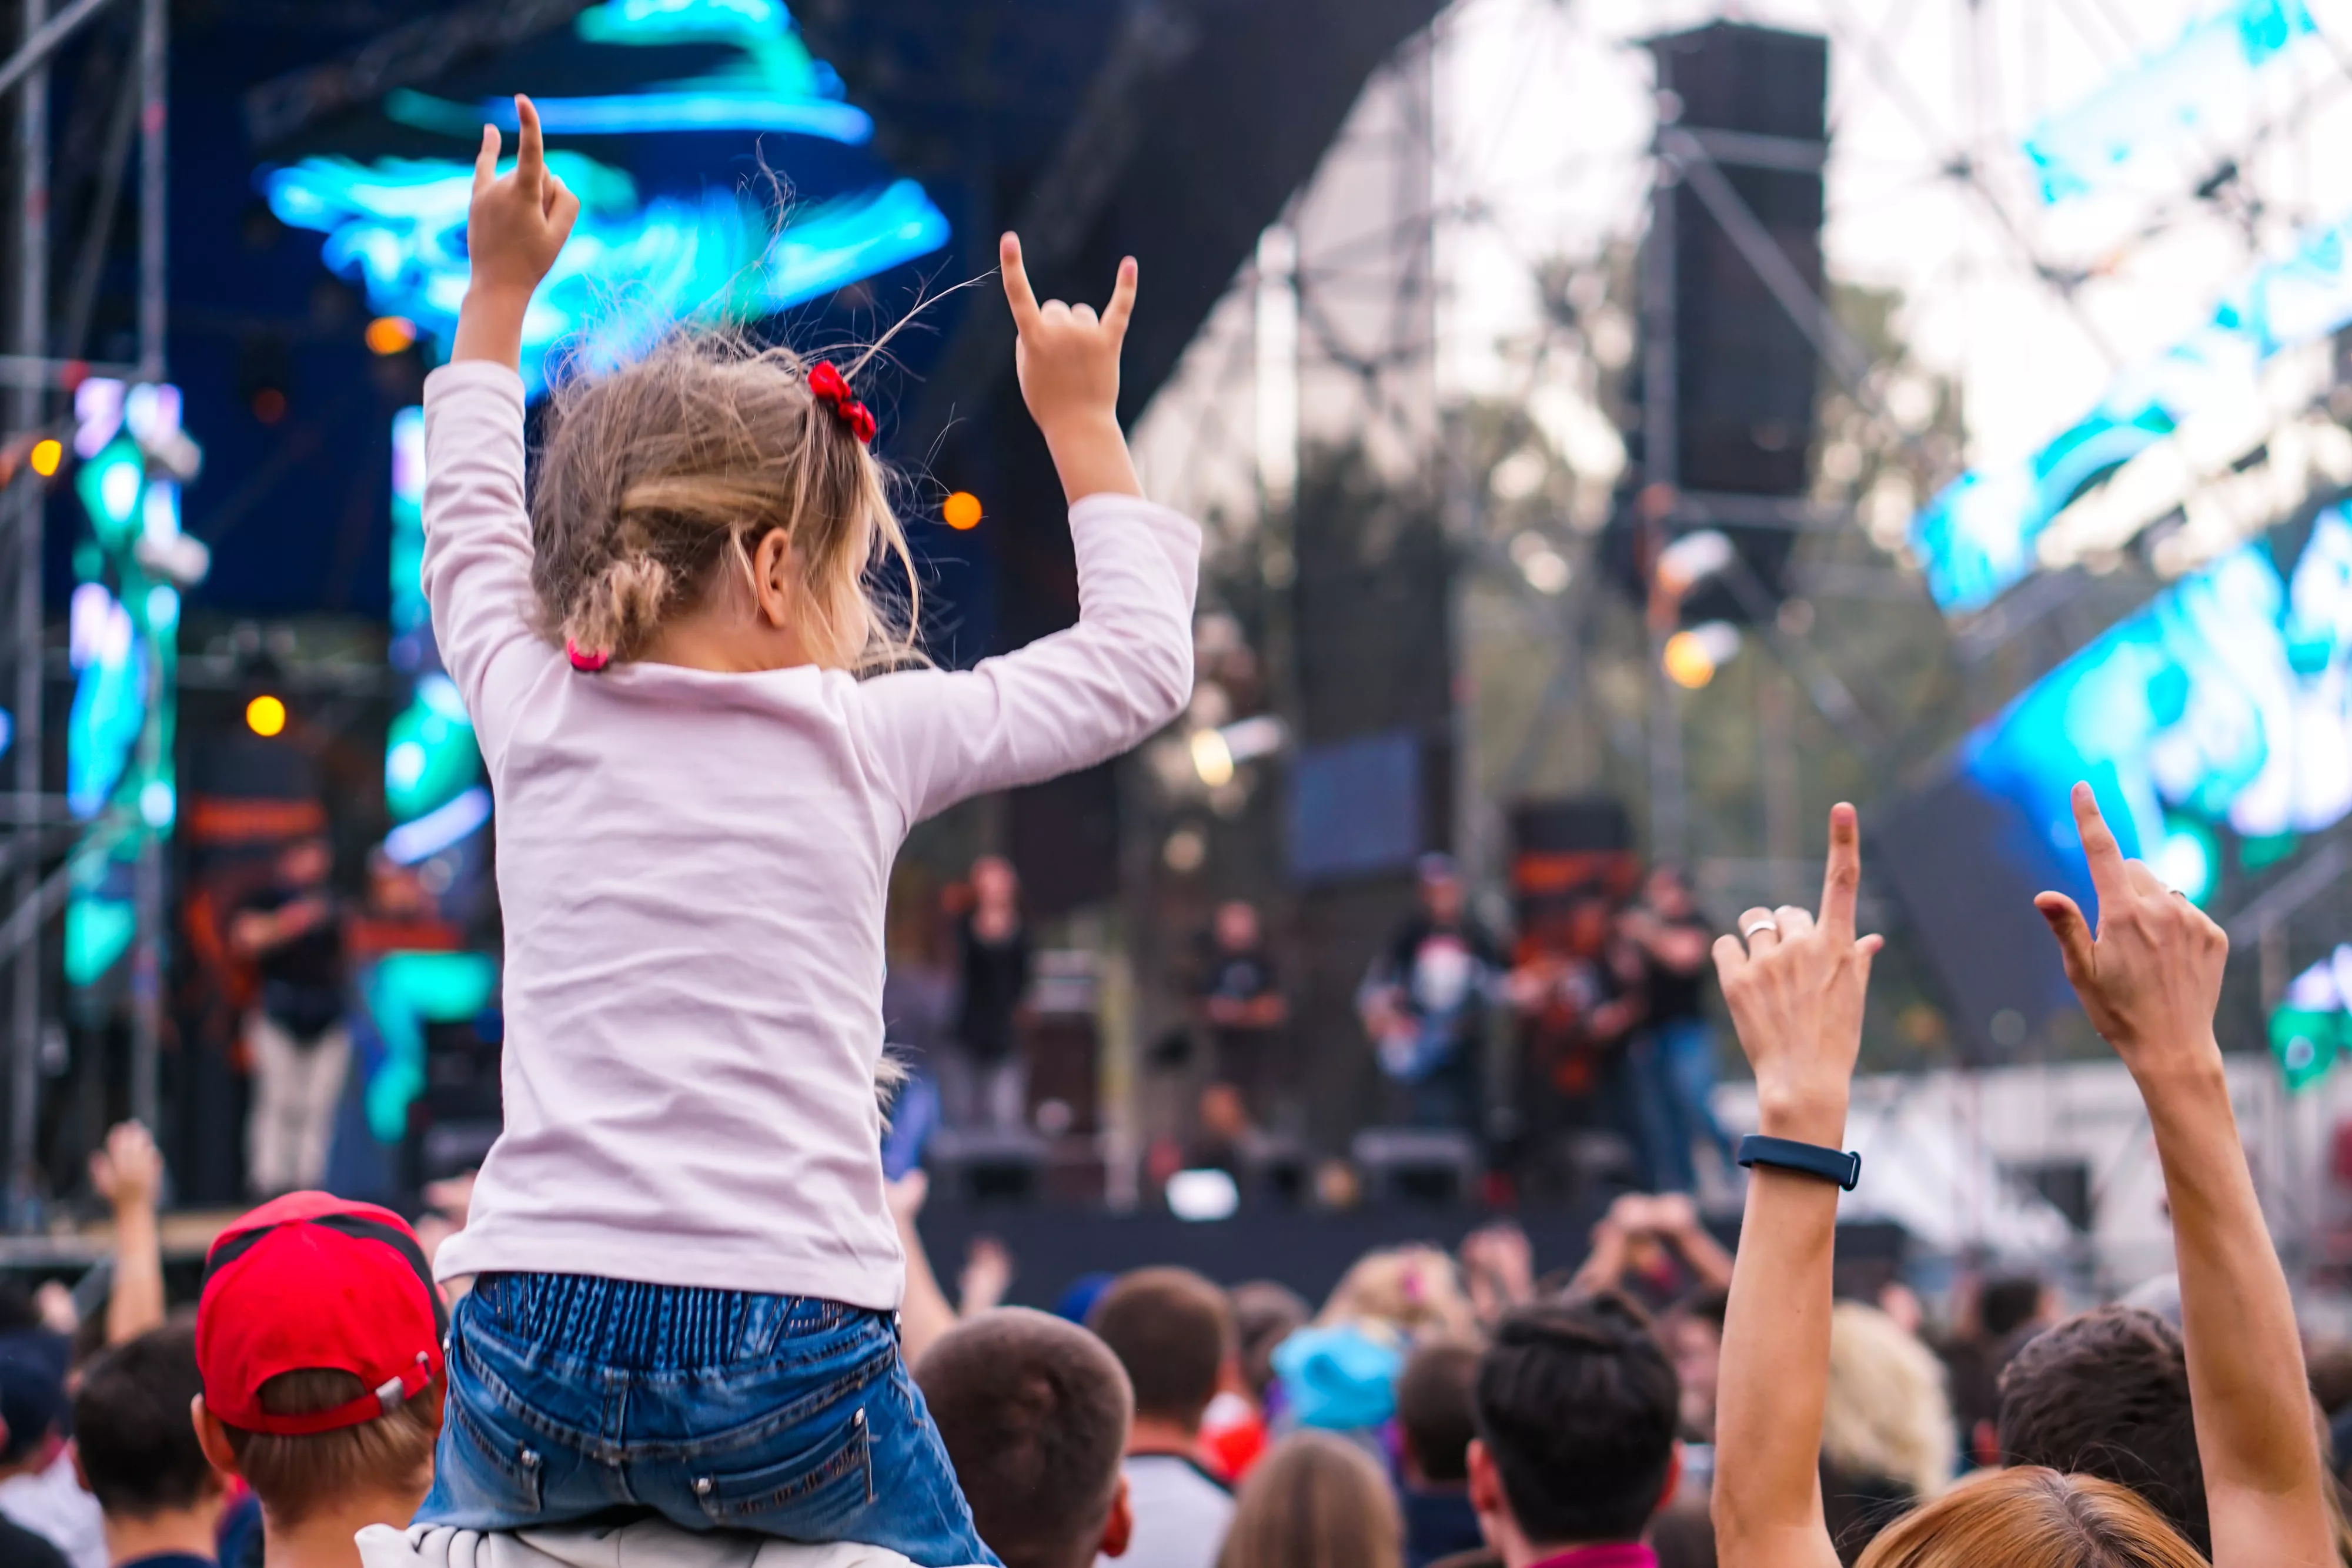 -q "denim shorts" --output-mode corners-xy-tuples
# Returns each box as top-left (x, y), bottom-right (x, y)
(416, 1272), (999, 1568)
